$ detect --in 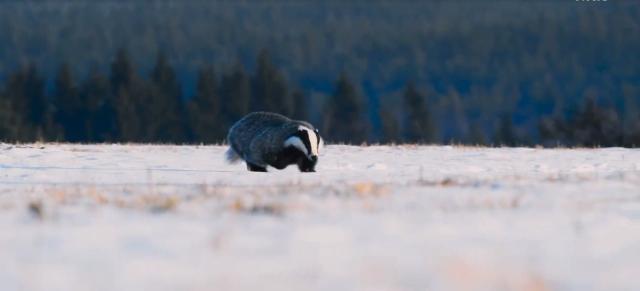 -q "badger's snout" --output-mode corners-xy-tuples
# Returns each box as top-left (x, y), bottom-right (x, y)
(297, 154), (318, 172)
